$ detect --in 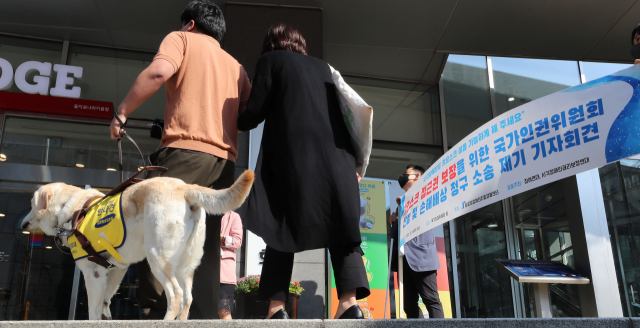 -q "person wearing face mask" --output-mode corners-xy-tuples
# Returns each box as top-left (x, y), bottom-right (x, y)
(109, 0), (251, 319)
(631, 24), (640, 64)
(389, 164), (444, 319)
